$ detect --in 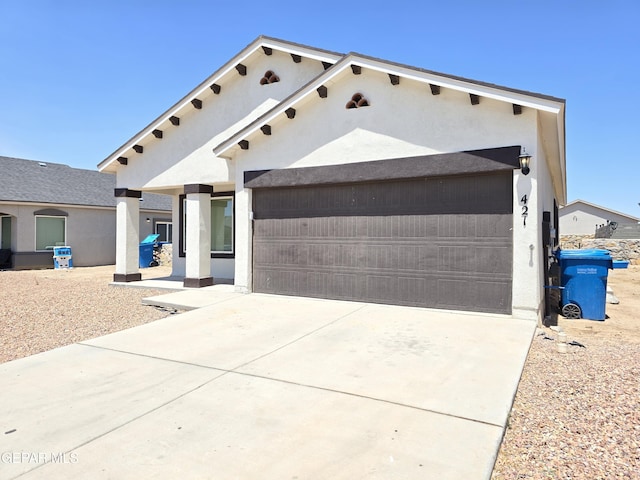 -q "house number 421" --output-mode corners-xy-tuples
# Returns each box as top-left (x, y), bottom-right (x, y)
(520, 195), (528, 226)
